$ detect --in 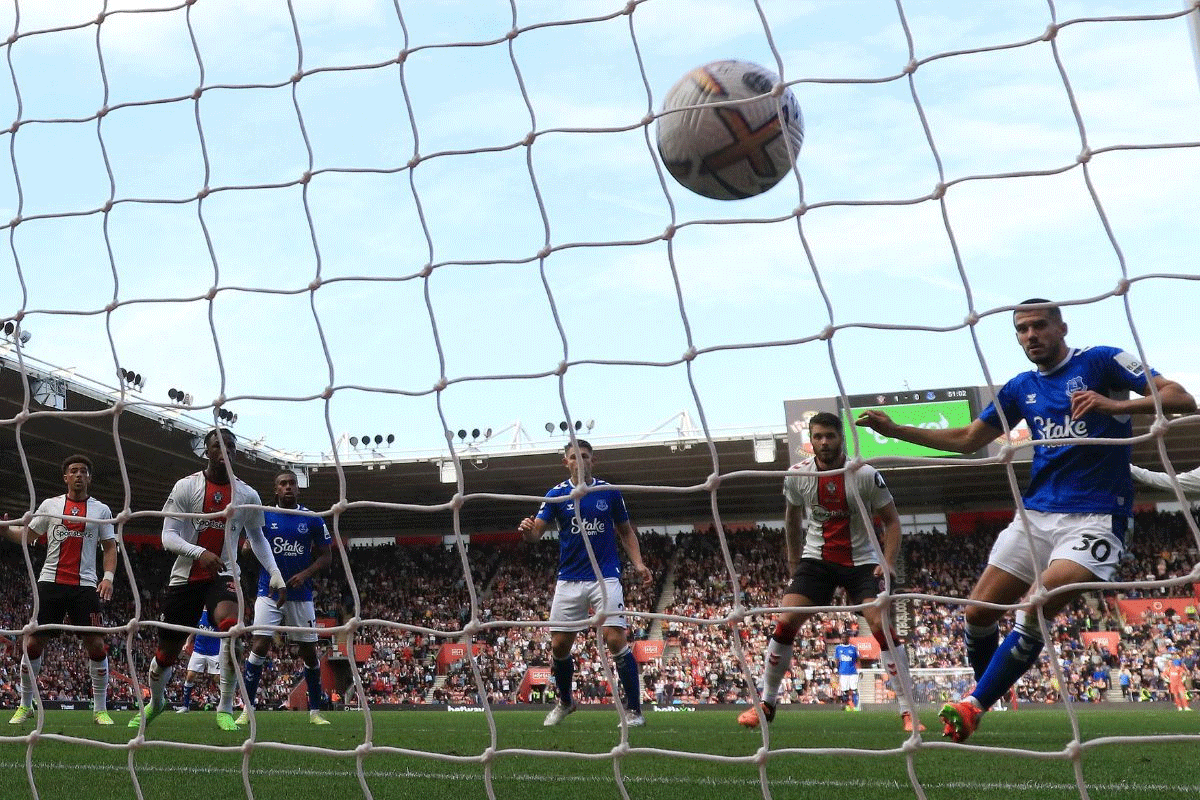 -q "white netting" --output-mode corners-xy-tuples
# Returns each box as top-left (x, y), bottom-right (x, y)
(2, 1), (1200, 799)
